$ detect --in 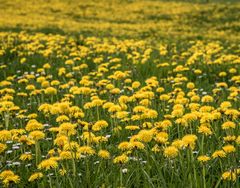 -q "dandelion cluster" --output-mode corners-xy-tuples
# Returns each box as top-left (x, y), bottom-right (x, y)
(0, 1), (240, 187)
